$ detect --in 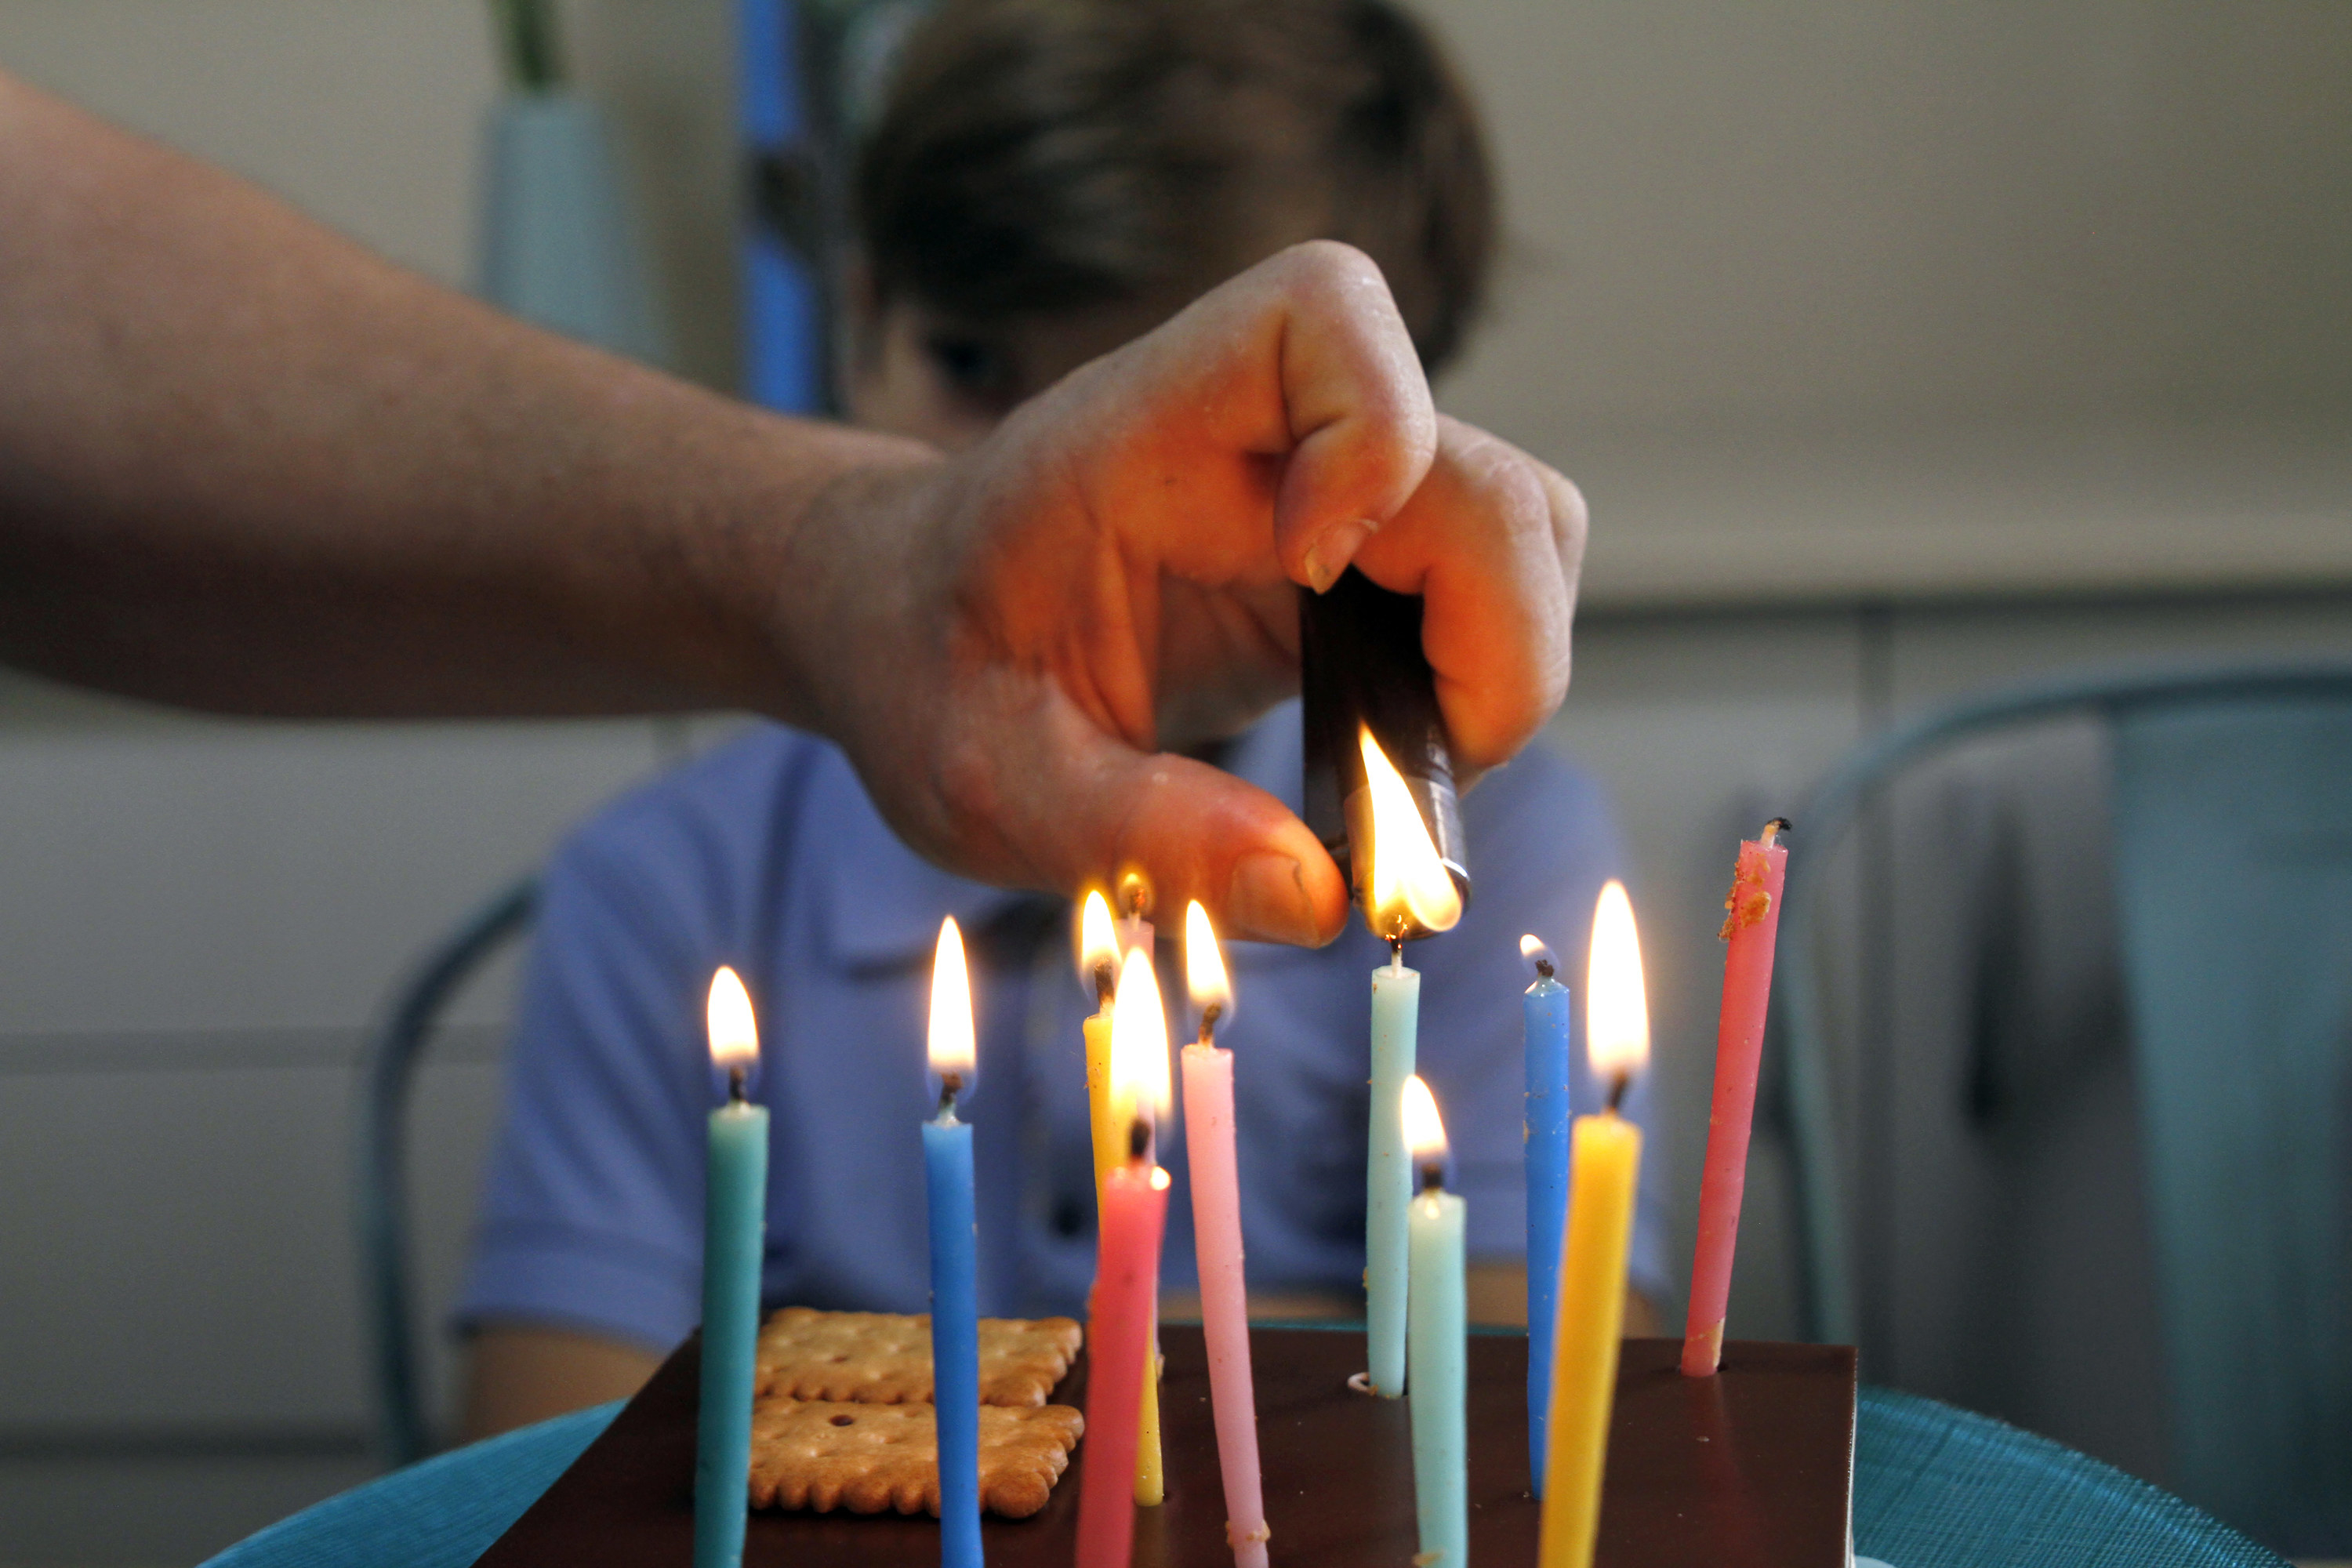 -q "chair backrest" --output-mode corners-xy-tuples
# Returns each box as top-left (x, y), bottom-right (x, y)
(2111, 699), (2352, 1552)
(354, 877), (539, 1468)
(1778, 660), (2352, 1552)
